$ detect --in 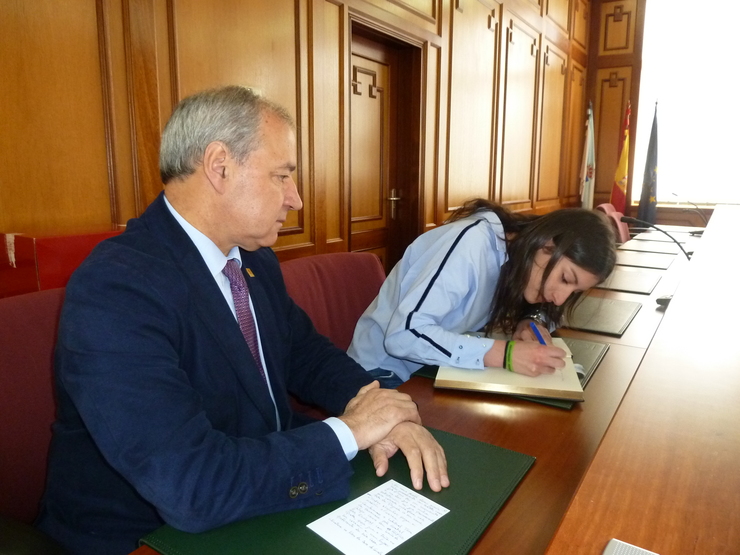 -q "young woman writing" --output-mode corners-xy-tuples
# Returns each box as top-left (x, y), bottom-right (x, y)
(347, 199), (616, 388)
